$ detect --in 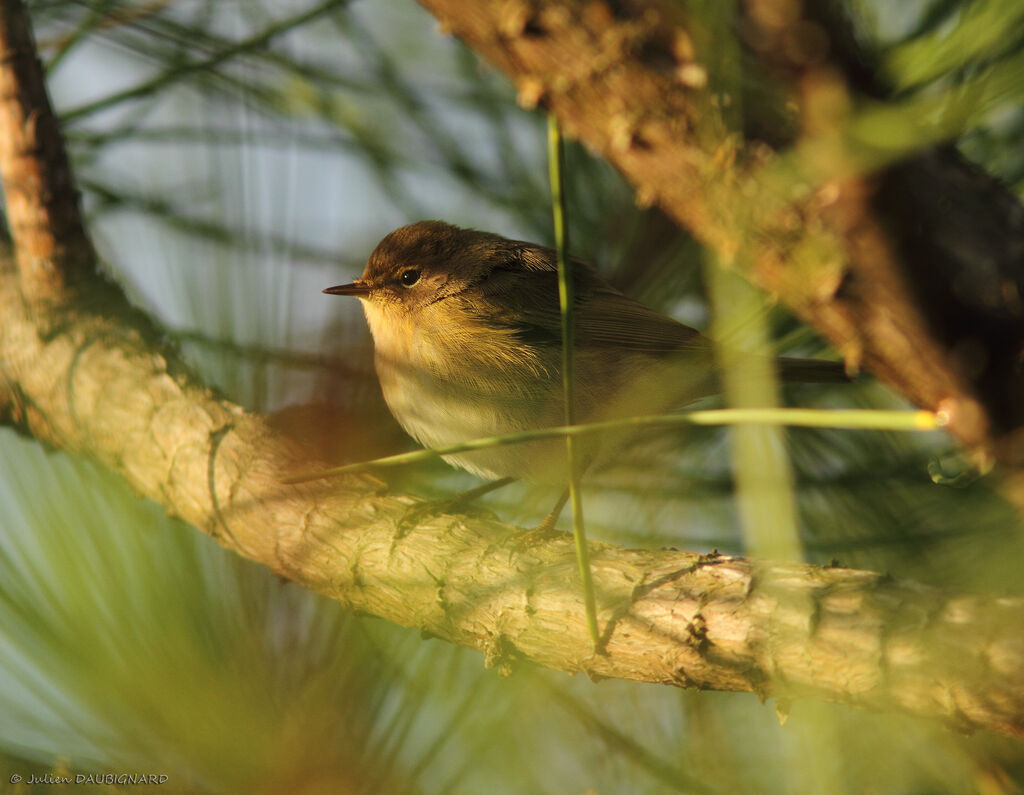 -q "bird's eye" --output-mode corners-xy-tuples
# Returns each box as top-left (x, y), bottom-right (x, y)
(400, 268), (421, 287)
